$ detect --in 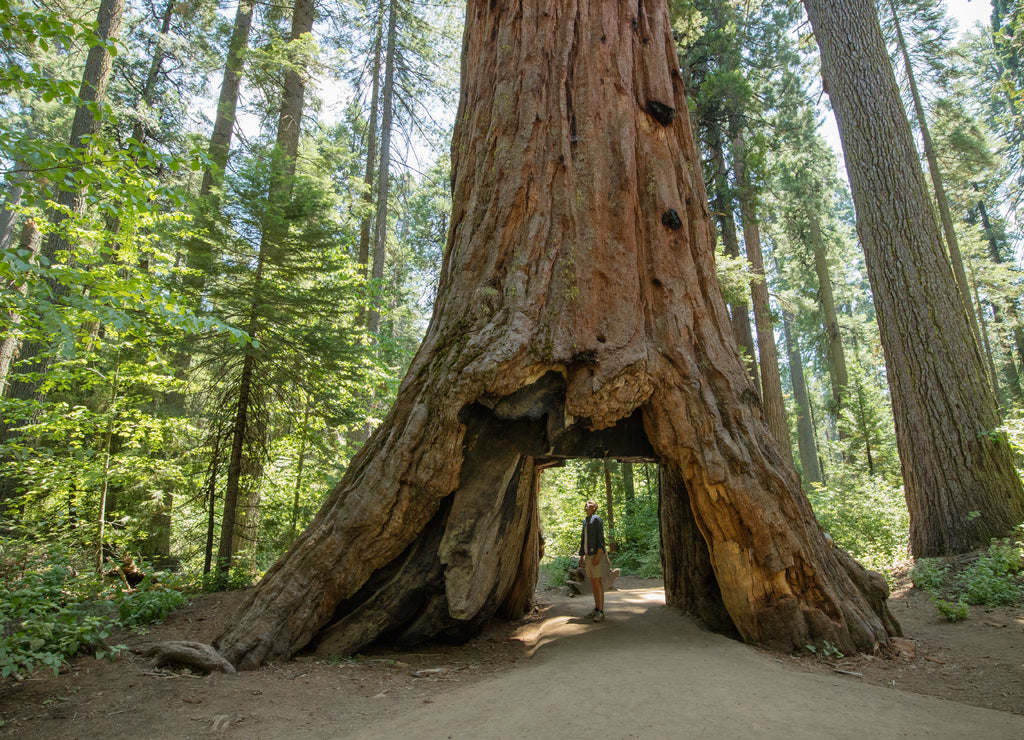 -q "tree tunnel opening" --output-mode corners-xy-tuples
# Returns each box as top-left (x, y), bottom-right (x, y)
(308, 371), (739, 659)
